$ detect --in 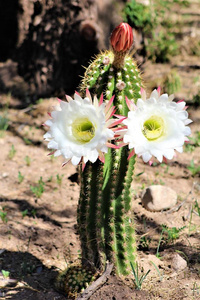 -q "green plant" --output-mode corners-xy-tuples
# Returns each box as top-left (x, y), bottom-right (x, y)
(191, 131), (200, 147)
(47, 175), (53, 182)
(193, 76), (200, 84)
(187, 159), (200, 176)
(8, 144), (16, 159)
(23, 137), (32, 145)
(164, 70), (181, 94)
(30, 177), (45, 198)
(155, 224), (184, 257)
(0, 114), (9, 137)
(185, 132), (200, 153)
(191, 40), (200, 57)
(139, 236), (151, 250)
(21, 209), (28, 218)
(0, 208), (8, 223)
(159, 179), (165, 185)
(20, 260), (36, 276)
(135, 171), (144, 177)
(36, 98), (44, 104)
(189, 199), (200, 234)
(184, 143), (195, 153)
(18, 171), (24, 183)
(1, 270), (10, 278)
(56, 174), (64, 186)
(31, 209), (37, 218)
(161, 225), (186, 243)
(130, 261), (151, 290)
(140, 183), (146, 190)
(123, 0), (153, 33)
(194, 200), (200, 217)
(150, 261), (164, 281)
(24, 155), (31, 166)
(0, 115), (9, 130)
(156, 229), (164, 258)
(192, 281), (200, 297)
(123, 0), (188, 62)
(188, 204), (195, 234)
(164, 166), (169, 174)
(146, 31), (178, 63)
